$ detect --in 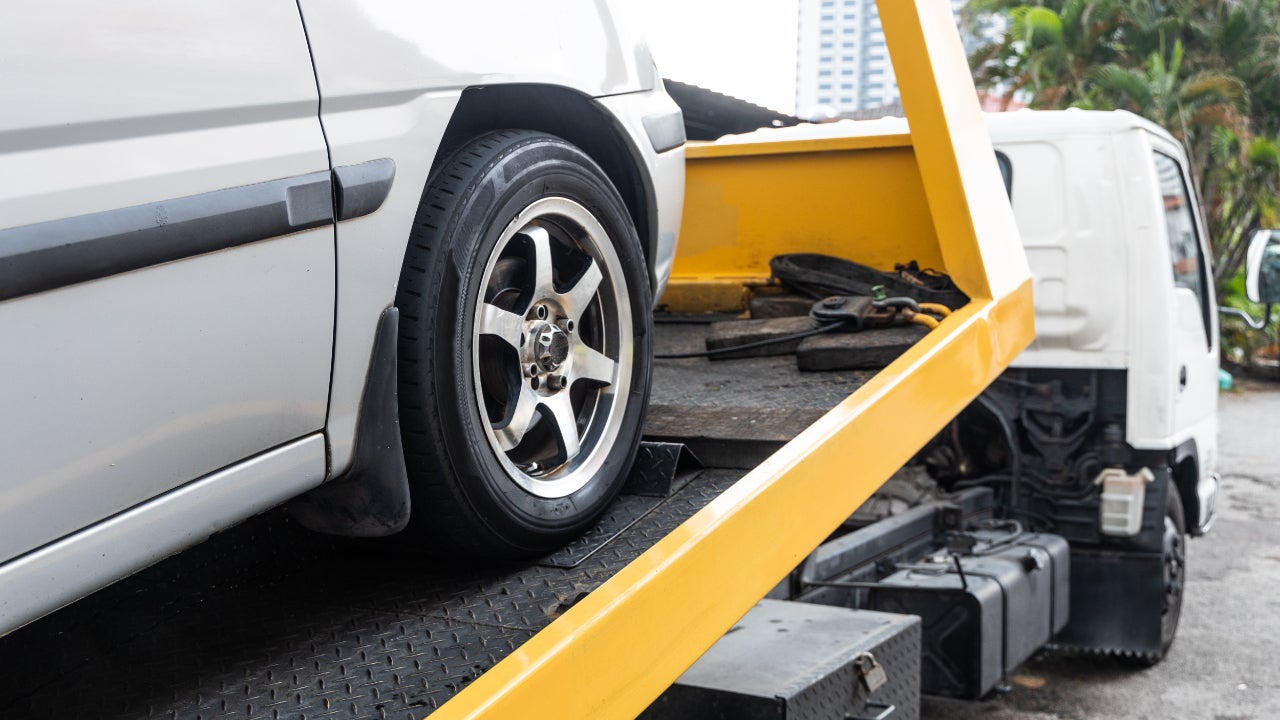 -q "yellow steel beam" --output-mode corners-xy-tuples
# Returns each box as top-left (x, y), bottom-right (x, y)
(431, 1), (1032, 717)
(878, 0), (1030, 302)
